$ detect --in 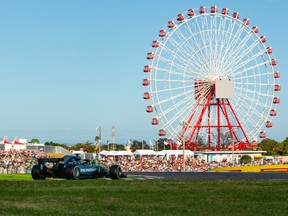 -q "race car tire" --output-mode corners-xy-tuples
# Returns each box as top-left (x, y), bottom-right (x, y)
(32, 165), (46, 180)
(109, 165), (122, 180)
(64, 165), (80, 180)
